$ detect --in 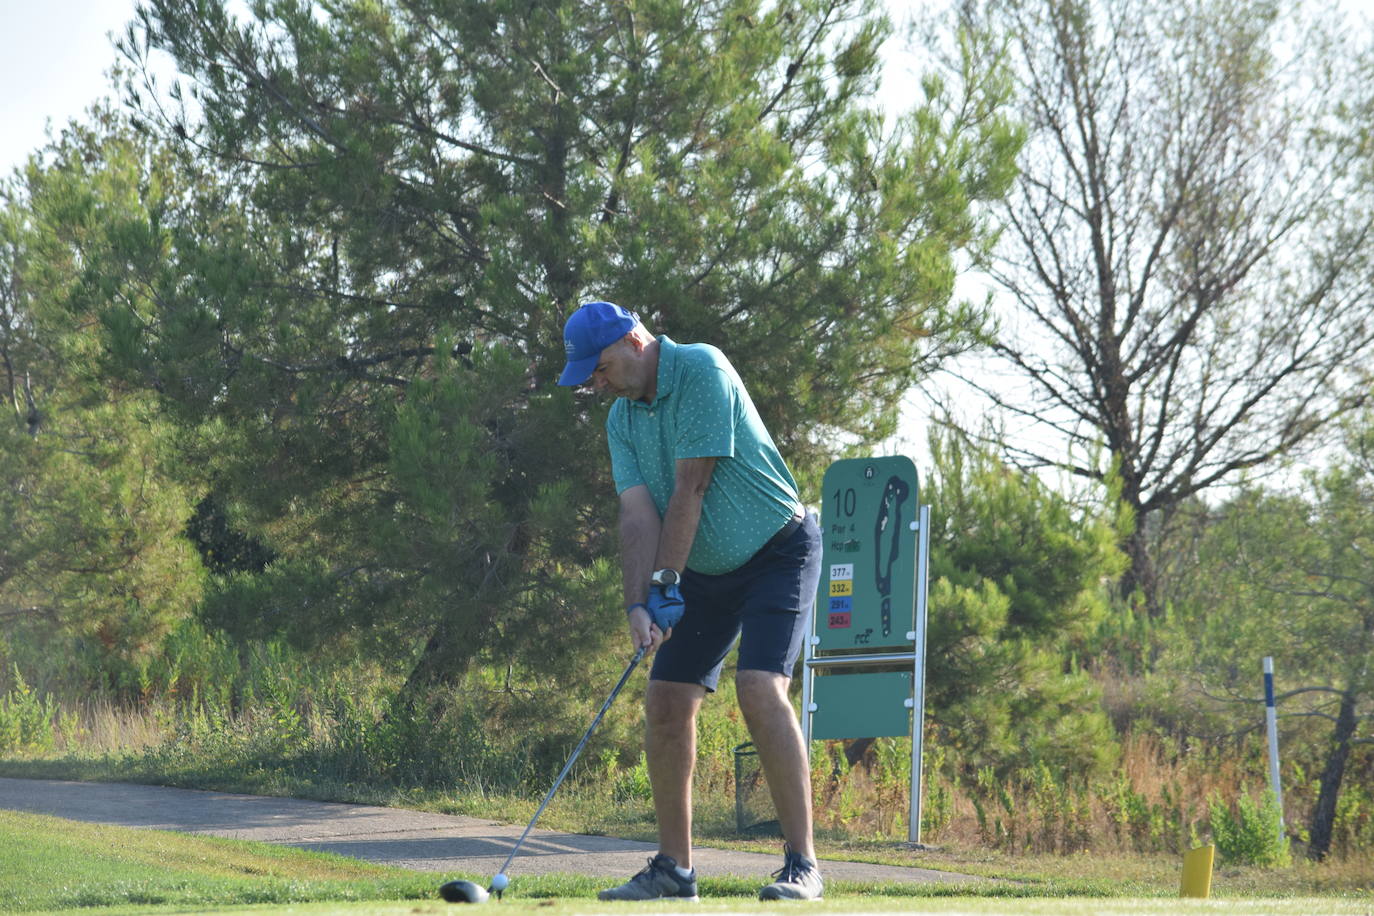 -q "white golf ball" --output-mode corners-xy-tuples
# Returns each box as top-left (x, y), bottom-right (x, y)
(491, 873), (509, 892)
